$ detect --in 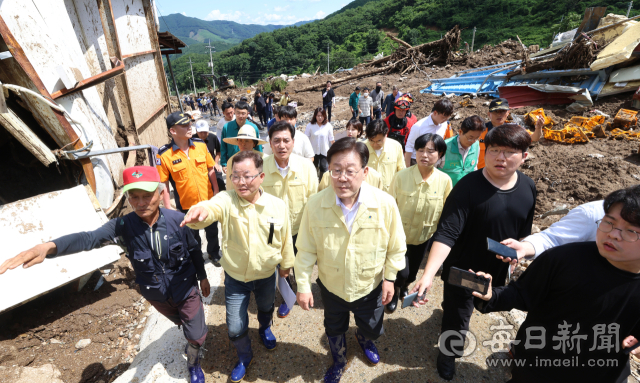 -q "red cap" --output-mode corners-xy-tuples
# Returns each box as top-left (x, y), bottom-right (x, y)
(122, 166), (161, 193)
